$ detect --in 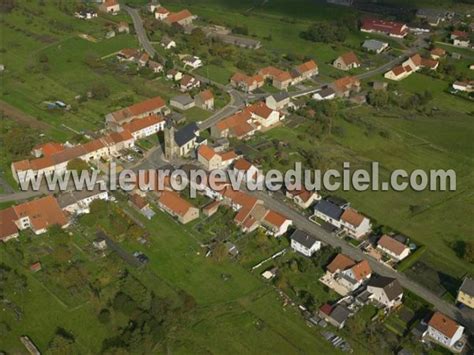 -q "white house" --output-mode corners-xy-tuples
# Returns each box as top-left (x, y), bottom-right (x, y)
(425, 312), (464, 349)
(290, 230), (321, 257)
(266, 92), (290, 110)
(367, 275), (403, 309)
(376, 235), (411, 261)
(250, 102), (281, 128)
(340, 208), (371, 239)
(452, 81), (474, 92)
(58, 185), (109, 215)
(183, 55), (202, 69)
(121, 115), (165, 140)
(261, 210), (292, 237)
(99, 0), (120, 14)
(285, 186), (321, 209)
(233, 158), (264, 185)
(312, 87), (336, 101)
(313, 200), (344, 228)
(197, 145), (238, 171)
(161, 36), (176, 49)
